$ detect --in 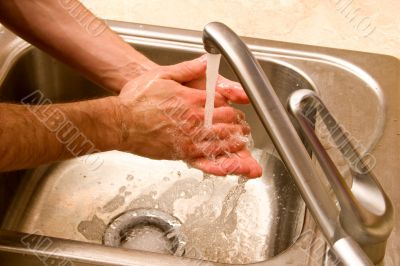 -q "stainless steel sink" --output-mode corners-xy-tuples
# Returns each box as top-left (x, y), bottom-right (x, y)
(0, 21), (399, 266)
